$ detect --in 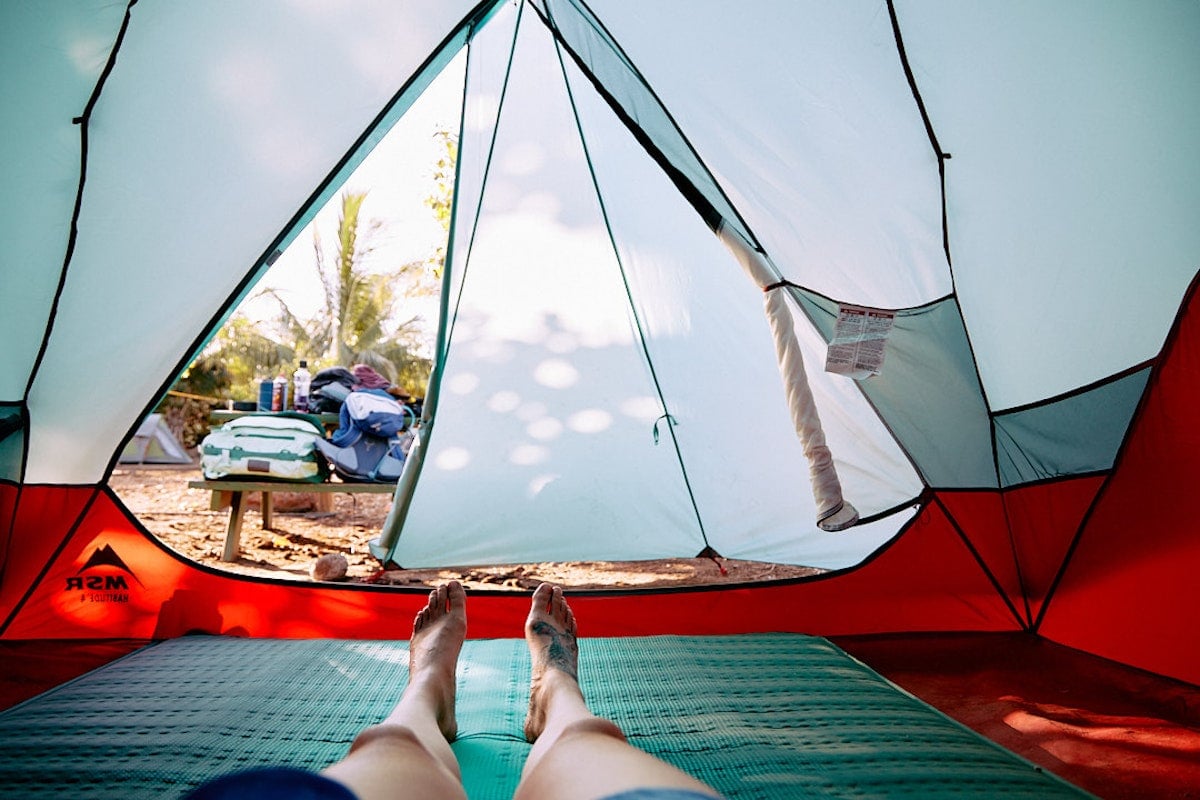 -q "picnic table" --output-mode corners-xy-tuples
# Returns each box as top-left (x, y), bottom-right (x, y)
(188, 479), (395, 562)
